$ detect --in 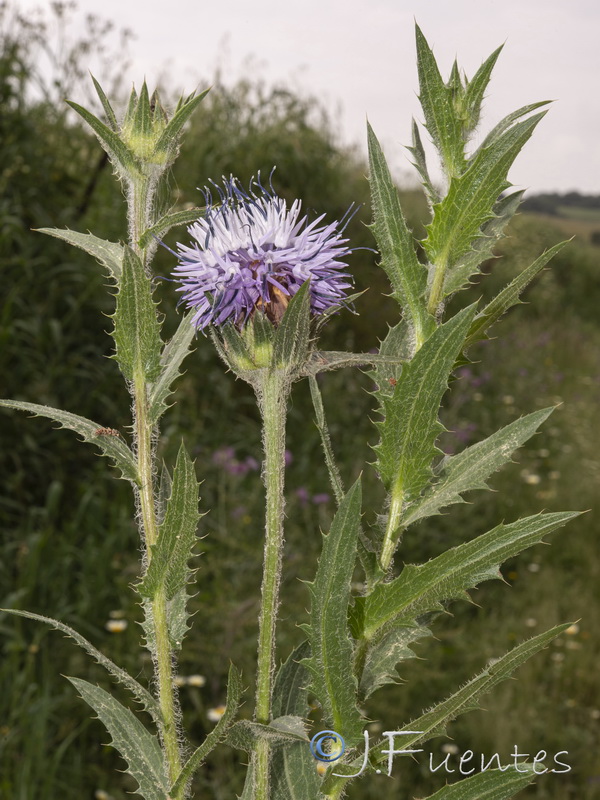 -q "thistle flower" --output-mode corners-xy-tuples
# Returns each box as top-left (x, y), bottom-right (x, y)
(172, 175), (354, 330)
